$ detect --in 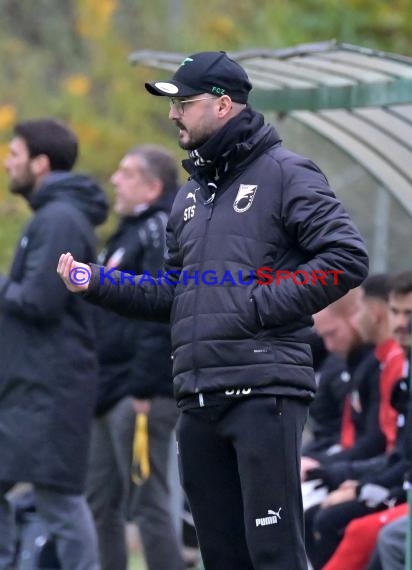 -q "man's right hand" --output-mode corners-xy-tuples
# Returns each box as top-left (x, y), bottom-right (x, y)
(57, 252), (91, 293)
